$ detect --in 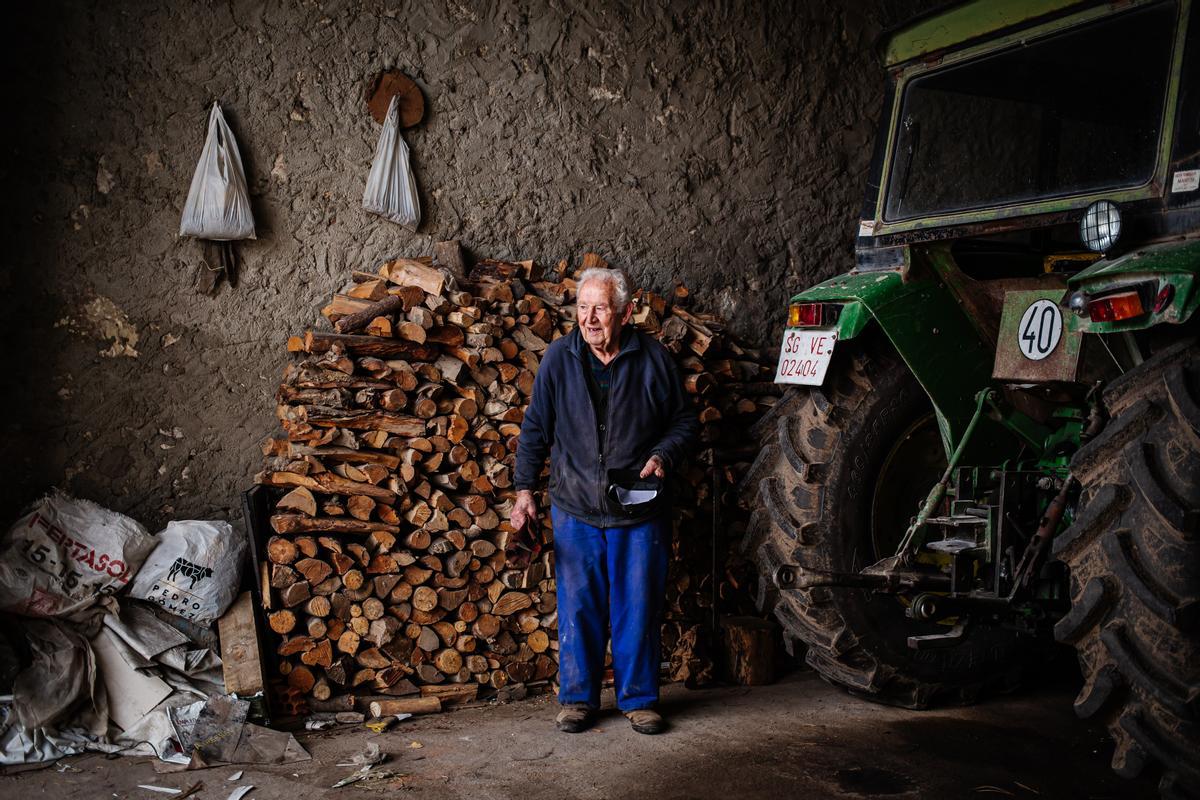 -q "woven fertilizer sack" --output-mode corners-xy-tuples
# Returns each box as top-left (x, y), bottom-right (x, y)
(0, 490), (155, 619)
(130, 520), (246, 624)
